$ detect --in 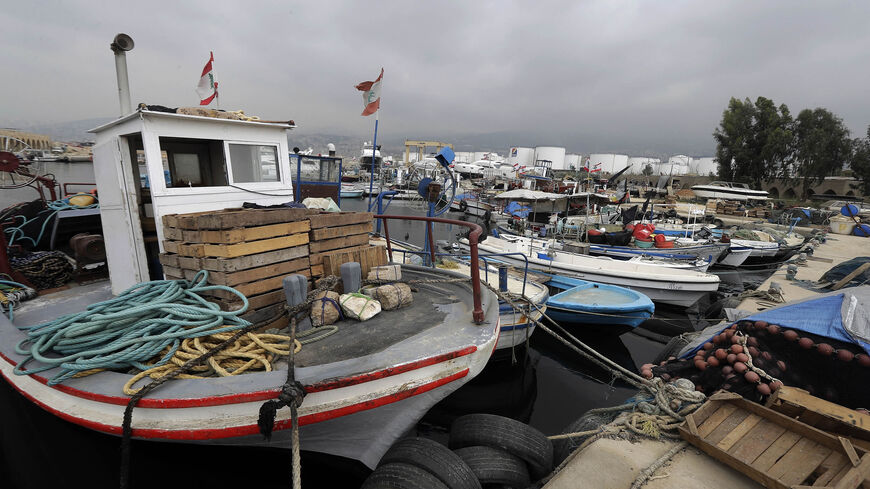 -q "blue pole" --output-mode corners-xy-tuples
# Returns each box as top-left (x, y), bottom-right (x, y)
(368, 114), (379, 209)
